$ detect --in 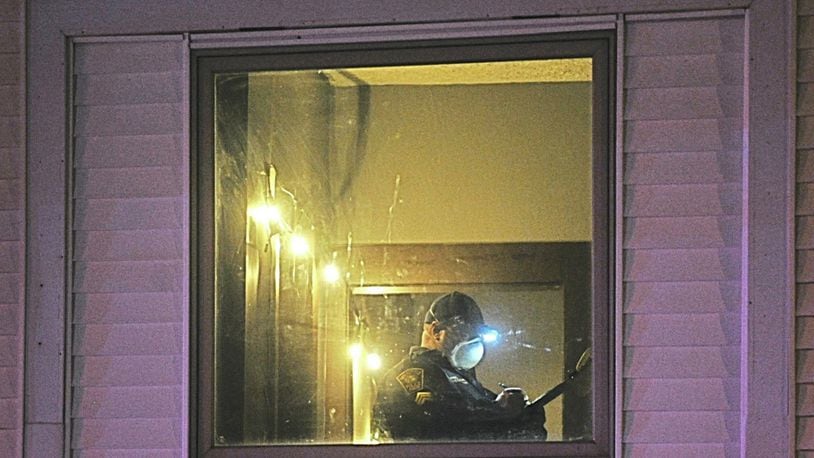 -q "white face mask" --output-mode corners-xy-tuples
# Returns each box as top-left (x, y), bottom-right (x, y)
(447, 337), (485, 370)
